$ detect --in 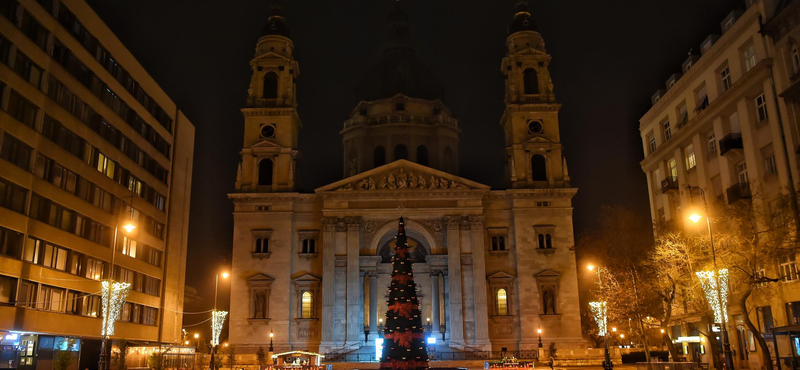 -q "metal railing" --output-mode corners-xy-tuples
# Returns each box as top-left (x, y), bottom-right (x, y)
(636, 363), (699, 370)
(661, 176), (679, 194)
(726, 182), (751, 203)
(322, 350), (539, 363)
